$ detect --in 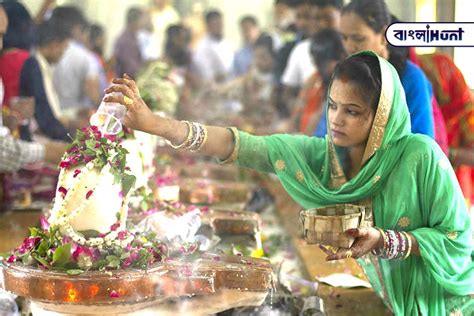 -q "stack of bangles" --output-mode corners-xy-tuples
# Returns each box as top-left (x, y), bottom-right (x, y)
(168, 121), (208, 152)
(372, 228), (412, 260)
